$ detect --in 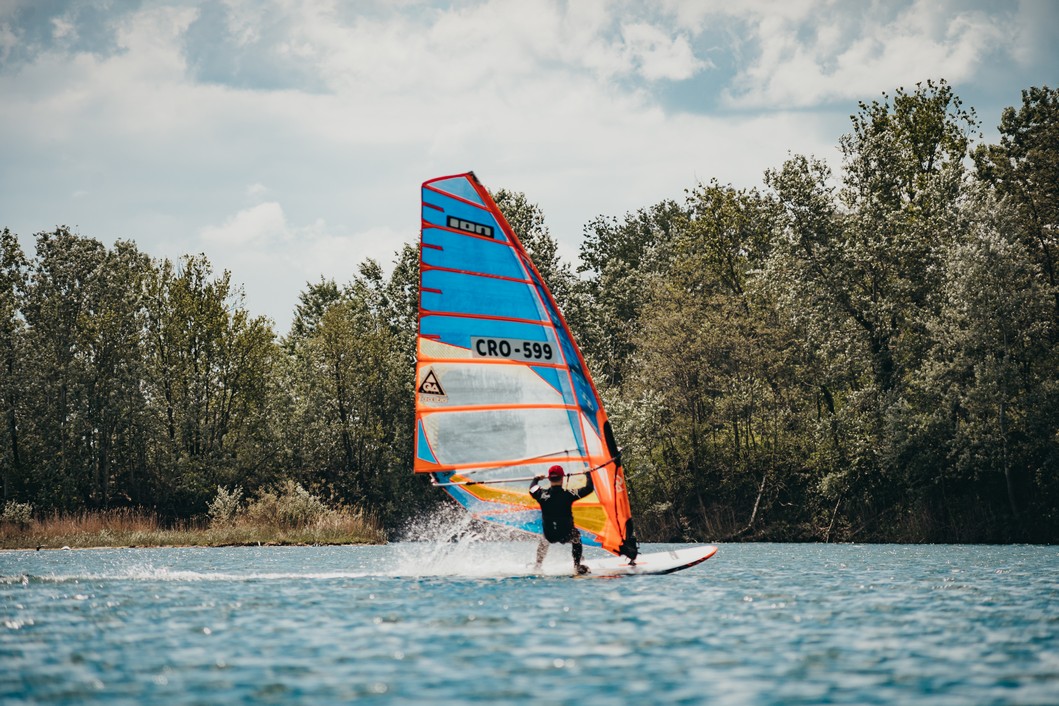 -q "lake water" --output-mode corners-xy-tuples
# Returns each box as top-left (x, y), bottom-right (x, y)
(1, 541), (1056, 705)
